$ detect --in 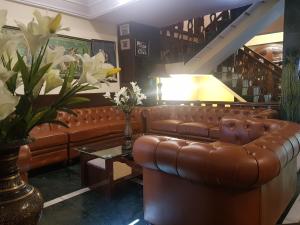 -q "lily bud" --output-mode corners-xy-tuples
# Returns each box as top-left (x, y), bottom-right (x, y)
(49, 14), (62, 33)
